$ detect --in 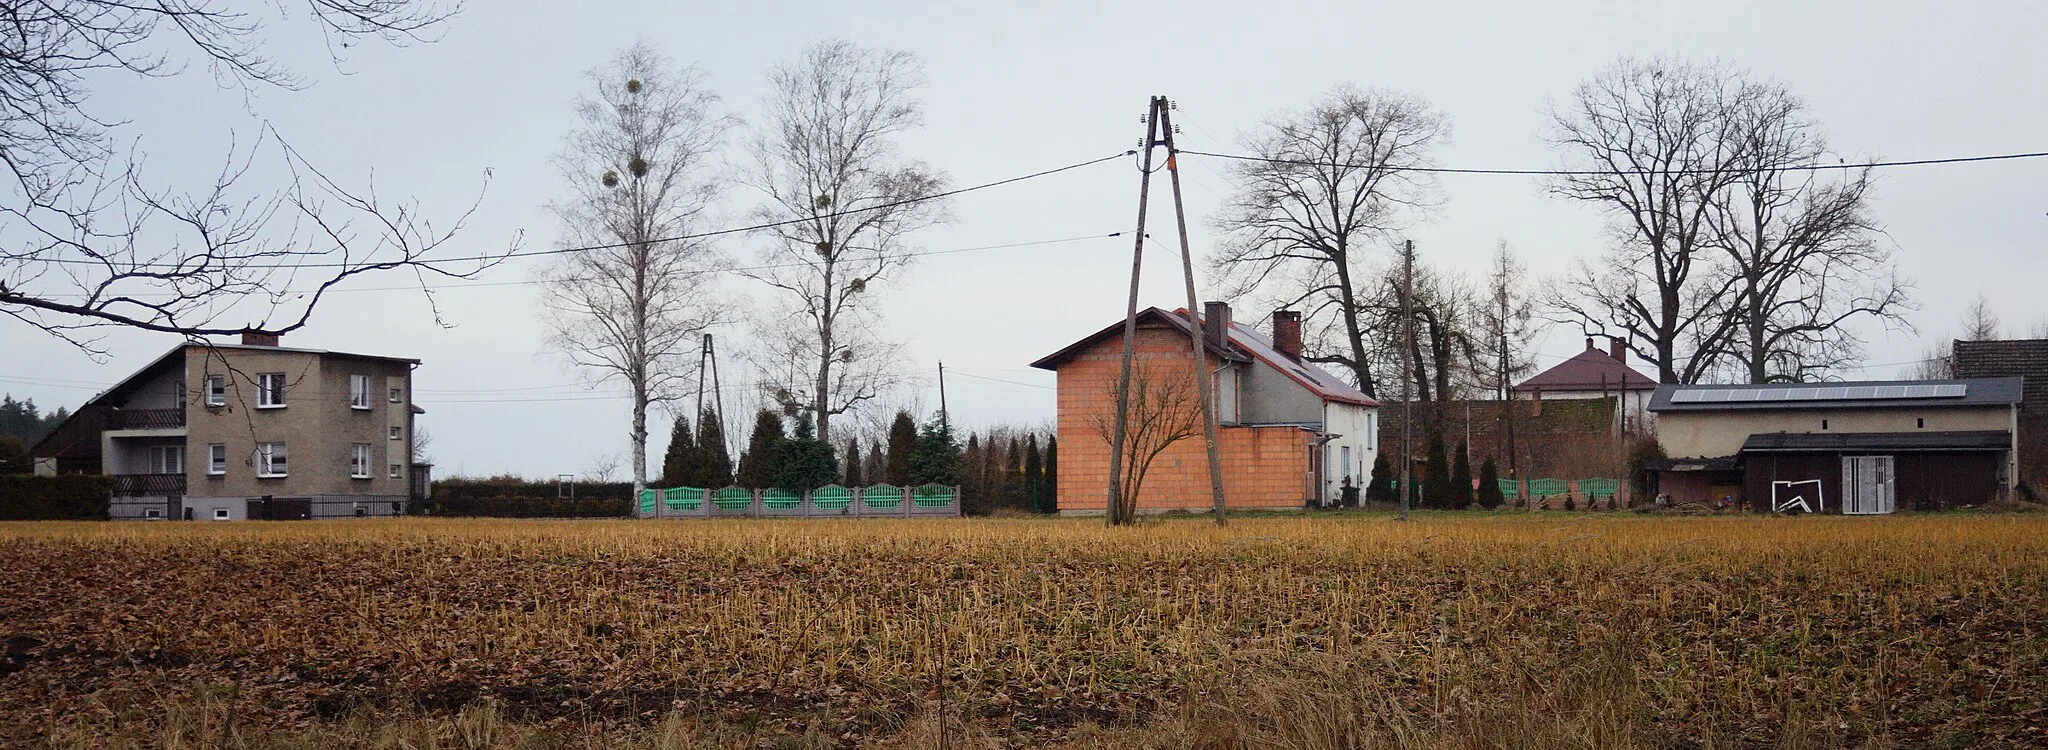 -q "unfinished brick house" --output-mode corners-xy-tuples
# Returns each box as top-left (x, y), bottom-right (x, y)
(1032, 304), (1380, 513)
